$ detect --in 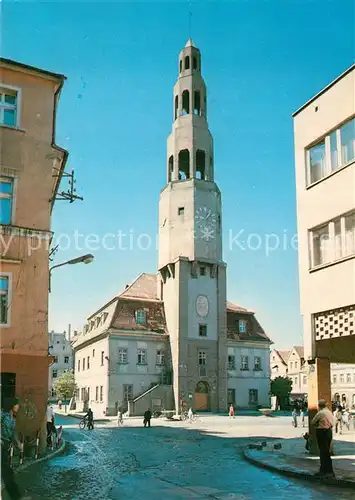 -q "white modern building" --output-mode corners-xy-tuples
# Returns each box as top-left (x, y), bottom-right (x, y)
(72, 40), (272, 416)
(48, 331), (74, 397)
(293, 64), (355, 419)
